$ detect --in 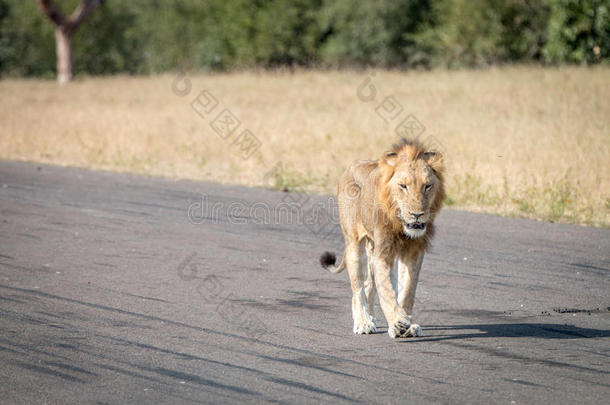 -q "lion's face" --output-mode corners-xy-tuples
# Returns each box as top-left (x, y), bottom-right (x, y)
(387, 156), (441, 238)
